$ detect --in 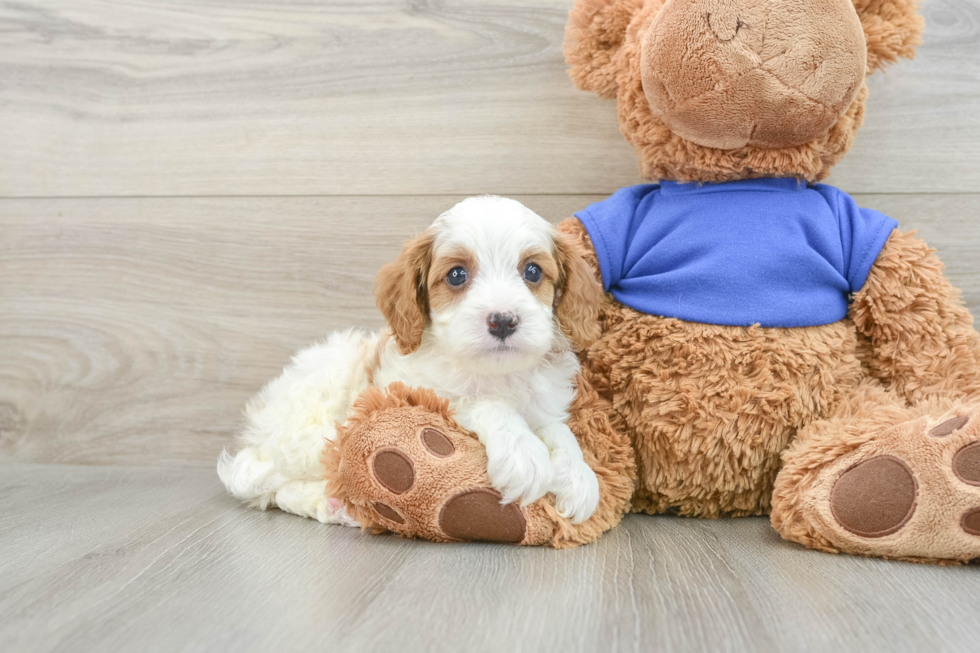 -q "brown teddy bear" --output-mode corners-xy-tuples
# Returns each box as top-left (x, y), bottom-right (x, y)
(324, 0), (980, 563)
